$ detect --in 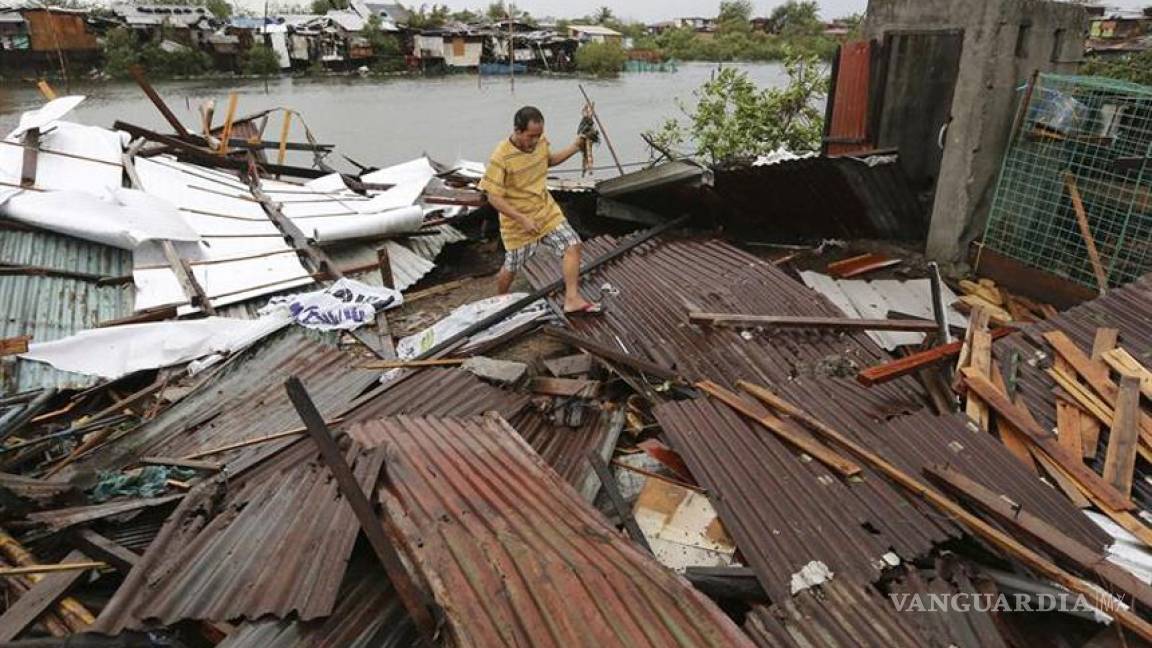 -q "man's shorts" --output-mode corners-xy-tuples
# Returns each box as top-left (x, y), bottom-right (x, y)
(502, 219), (581, 272)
